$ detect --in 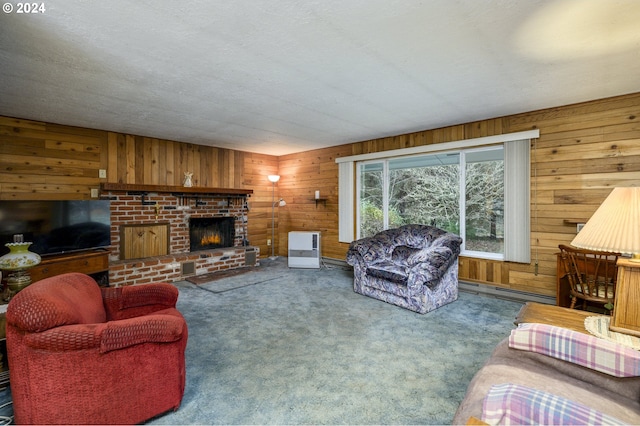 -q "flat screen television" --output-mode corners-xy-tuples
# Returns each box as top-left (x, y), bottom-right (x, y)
(0, 200), (111, 257)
